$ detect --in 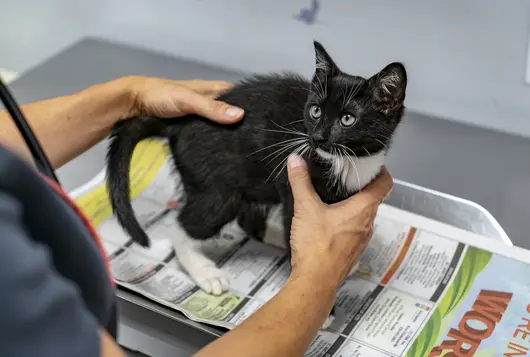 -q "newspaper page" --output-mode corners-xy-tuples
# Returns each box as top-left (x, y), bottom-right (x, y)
(71, 139), (530, 356)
